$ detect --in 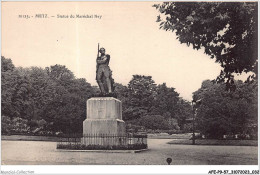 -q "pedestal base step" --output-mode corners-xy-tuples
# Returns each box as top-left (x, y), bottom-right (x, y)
(83, 119), (126, 136)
